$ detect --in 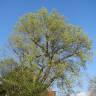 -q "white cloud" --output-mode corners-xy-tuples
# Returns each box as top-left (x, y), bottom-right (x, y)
(77, 92), (87, 96)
